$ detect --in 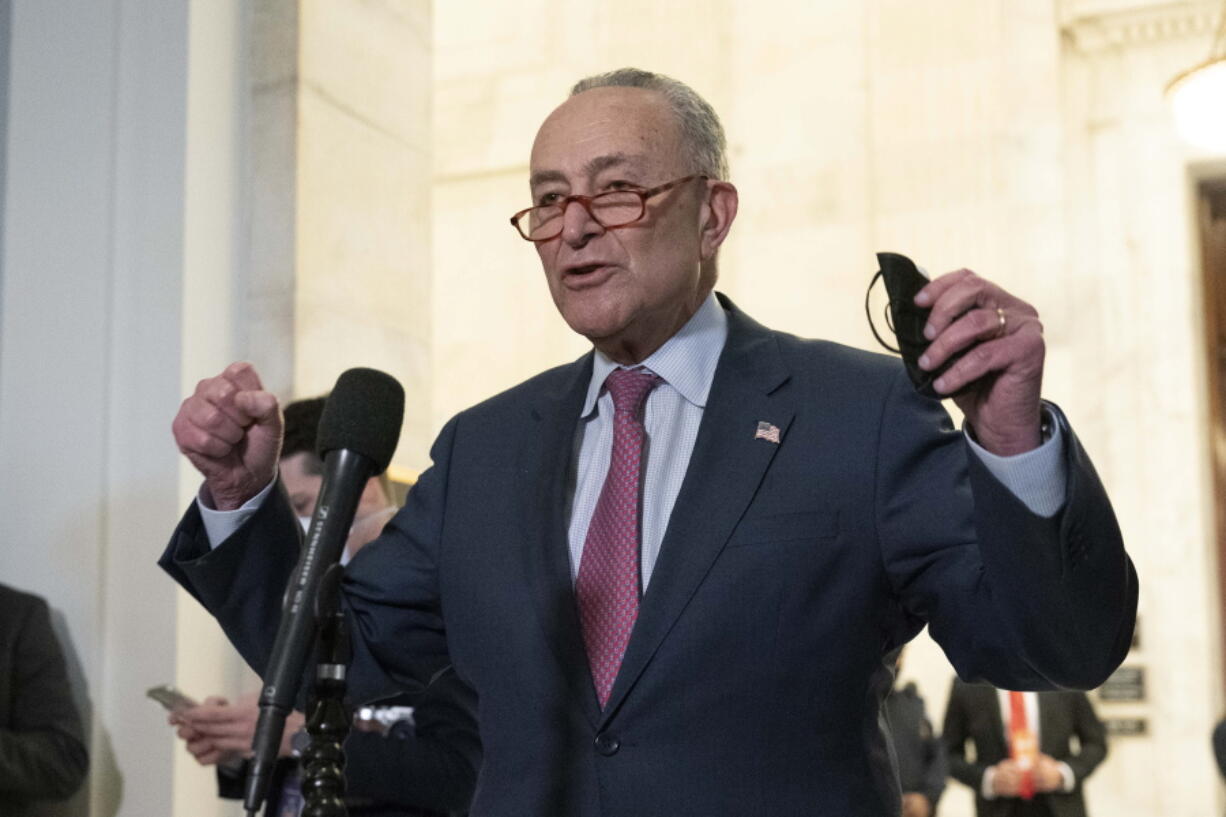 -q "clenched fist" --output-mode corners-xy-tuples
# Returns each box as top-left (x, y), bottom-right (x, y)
(172, 362), (283, 510)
